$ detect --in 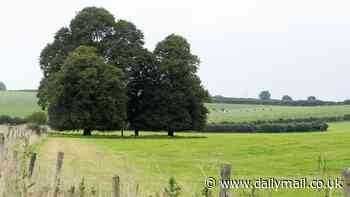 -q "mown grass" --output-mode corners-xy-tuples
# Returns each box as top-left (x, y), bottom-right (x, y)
(35, 122), (350, 197)
(0, 91), (42, 117)
(207, 103), (350, 123)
